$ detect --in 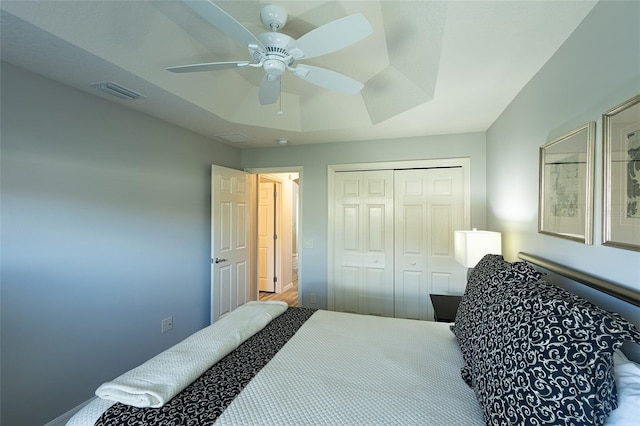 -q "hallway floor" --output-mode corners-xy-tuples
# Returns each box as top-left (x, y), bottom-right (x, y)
(259, 276), (298, 307)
